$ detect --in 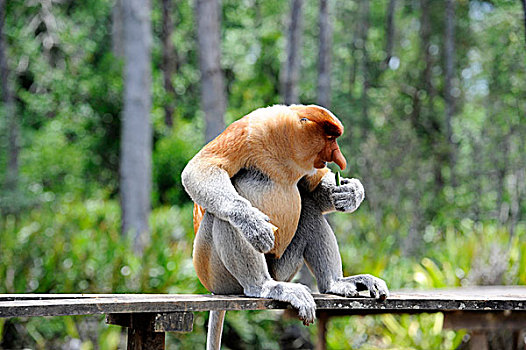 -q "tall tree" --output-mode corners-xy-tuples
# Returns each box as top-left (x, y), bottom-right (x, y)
(120, 0), (153, 254)
(358, 0), (370, 138)
(196, 0), (226, 143)
(281, 0), (304, 105)
(385, 0), (396, 65)
(161, 0), (176, 128)
(444, 0), (456, 185)
(316, 0), (332, 108)
(112, 0), (125, 58)
(522, 0), (526, 47)
(0, 0), (18, 191)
